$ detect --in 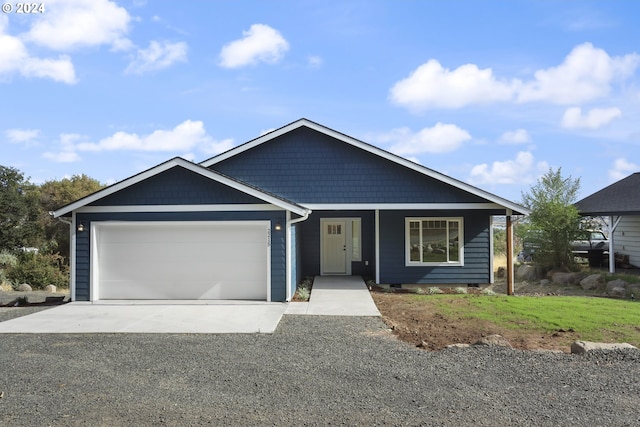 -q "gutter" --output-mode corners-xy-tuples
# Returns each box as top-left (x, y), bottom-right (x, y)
(285, 209), (311, 301)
